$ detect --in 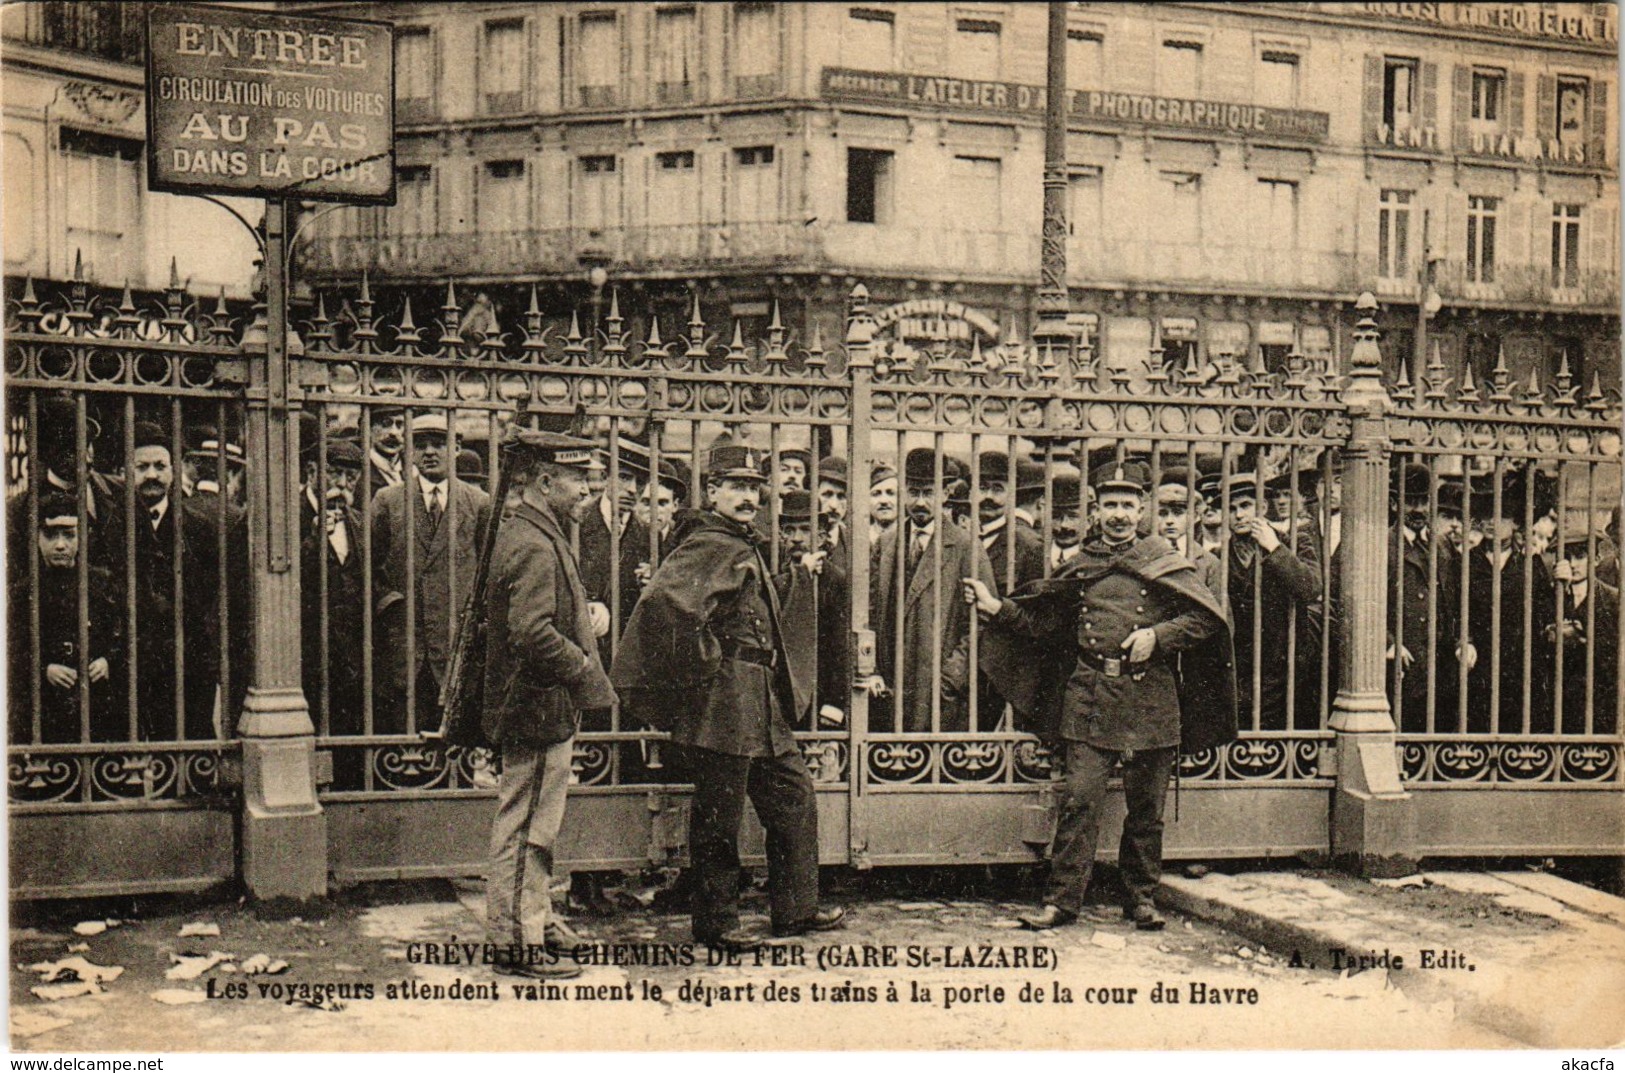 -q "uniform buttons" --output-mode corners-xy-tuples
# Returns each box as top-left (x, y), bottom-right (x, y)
(1136, 606), (1144, 613)
(1140, 589), (1147, 596)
